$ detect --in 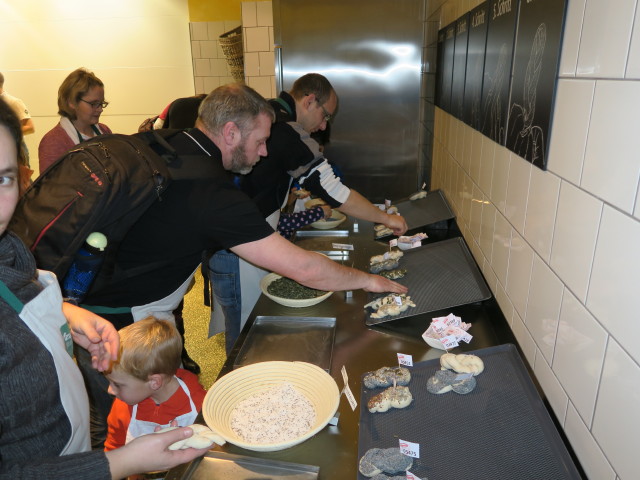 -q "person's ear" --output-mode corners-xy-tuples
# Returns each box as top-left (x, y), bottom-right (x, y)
(147, 374), (164, 391)
(222, 121), (241, 147)
(304, 93), (317, 111)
